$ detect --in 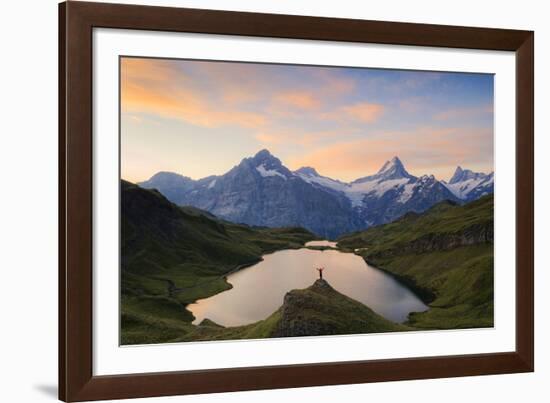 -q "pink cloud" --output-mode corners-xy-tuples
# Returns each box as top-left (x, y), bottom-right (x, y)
(341, 102), (385, 122)
(255, 129), (353, 149)
(274, 91), (320, 110)
(122, 81), (267, 129)
(121, 57), (367, 131)
(288, 127), (493, 181)
(121, 59), (268, 129)
(321, 102), (385, 123)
